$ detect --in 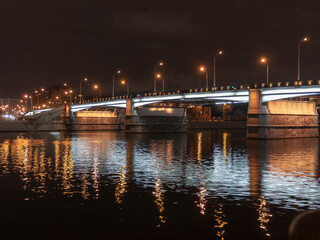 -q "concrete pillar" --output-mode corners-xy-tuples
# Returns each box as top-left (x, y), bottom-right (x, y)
(125, 103), (187, 133)
(248, 89), (261, 114)
(126, 98), (136, 116)
(65, 104), (71, 118)
(247, 90), (262, 138)
(125, 98), (138, 132)
(247, 89), (319, 139)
